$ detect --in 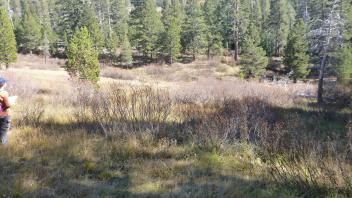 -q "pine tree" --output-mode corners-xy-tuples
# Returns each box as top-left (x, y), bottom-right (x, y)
(240, 23), (268, 79)
(262, 0), (291, 56)
(138, 0), (164, 59)
(261, 0), (270, 22)
(16, 11), (42, 53)
(105, 31), (118, 56)
(203, 0), (222, 57)
(83, 6), (104, 52)
(310, 0), (344, 104)
(40, 0), (58, 47)
(164, 19), (181, 64)
(337, 46), (352, 84)
(121, 33), (133, 66)
(284, 19), (309, 82)
(65, 27), (100, 84)
(337, 1), (352, 84)
(163, 0), (182, 64)
(182, 1), (207, 60)
(56, 0), (87, 39)
(112, 0), (130, 42)
(56, 0), (104, 51)
(129, 3), (144, 49)
(43, 32), (50, 64)
(0, 8), (17, 69)
(218, 0), (252, 61)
